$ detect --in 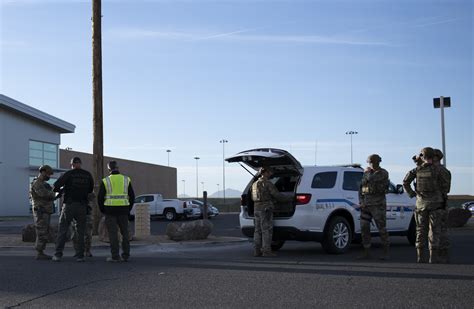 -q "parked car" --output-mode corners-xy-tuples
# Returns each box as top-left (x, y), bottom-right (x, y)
(187, 199), (219, 218)
(462, 201), (474, 215)
(226, 148), (416, 254)
(182, 201), (202, 219)
(130, 194), (191, 221)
